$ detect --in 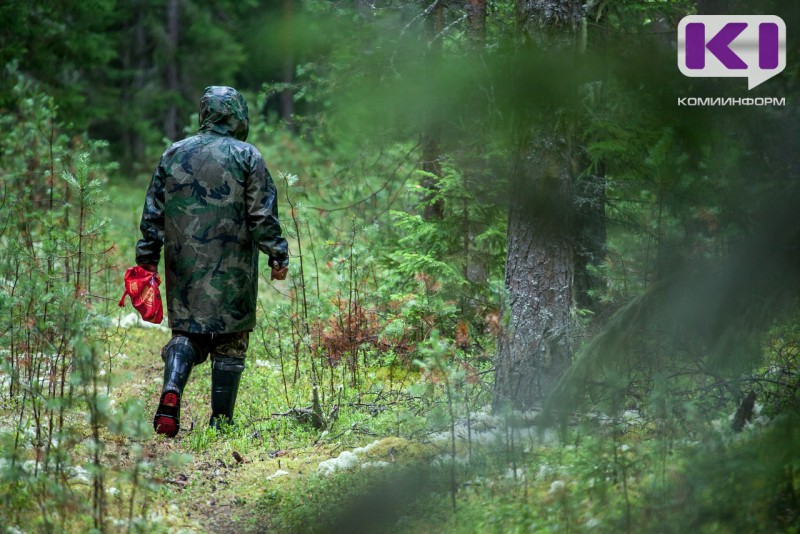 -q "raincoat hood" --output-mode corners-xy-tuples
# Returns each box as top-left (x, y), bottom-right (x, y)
(198, 86), (250, 141)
